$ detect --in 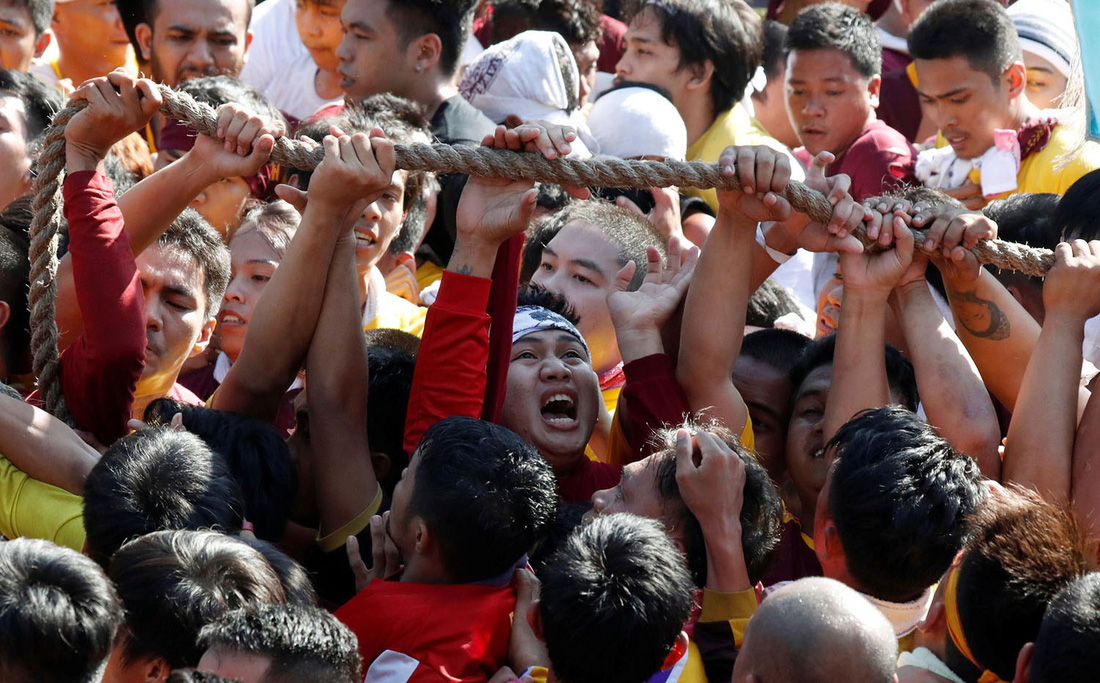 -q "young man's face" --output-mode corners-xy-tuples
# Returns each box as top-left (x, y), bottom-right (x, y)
(0, 94), (31, 213)
(386, 445), (420, 558)
(0, 1), (46, 72)
(588, 455), (665, 521)
(615, 8), (693, 108)
(220, 230), (281, 363)
(914, 54), (1018, 161)
(786, 47), (879, 157)
(574, 39), (599, 106)
(136, 0), (252, 87)
(499, 330), (600, 476)
(530, 221), (623, 374)
(1022, 51), (1067, 111)
(296, 0), (346, 72)
(137, 244), (215, 392)
(733, 355), (793, 482)
(786, 363), (833, 515)
(353, 169), (407, 276)
(53, 0), (131, 65)
(815, 269), (843, 338)
(191, 176), (251, 240)
(336, 0), (410, 102)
